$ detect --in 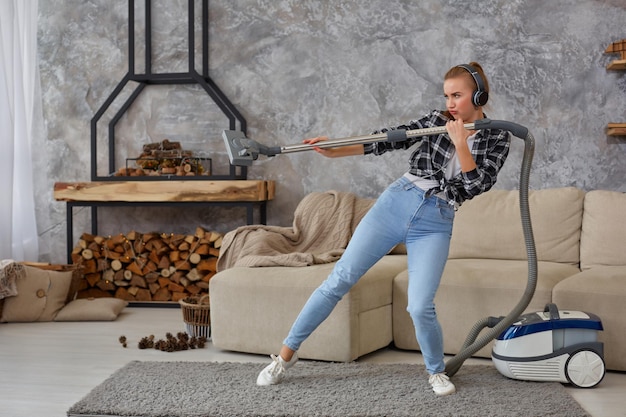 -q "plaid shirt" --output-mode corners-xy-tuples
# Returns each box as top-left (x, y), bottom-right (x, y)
(364, 110), (511, 207)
